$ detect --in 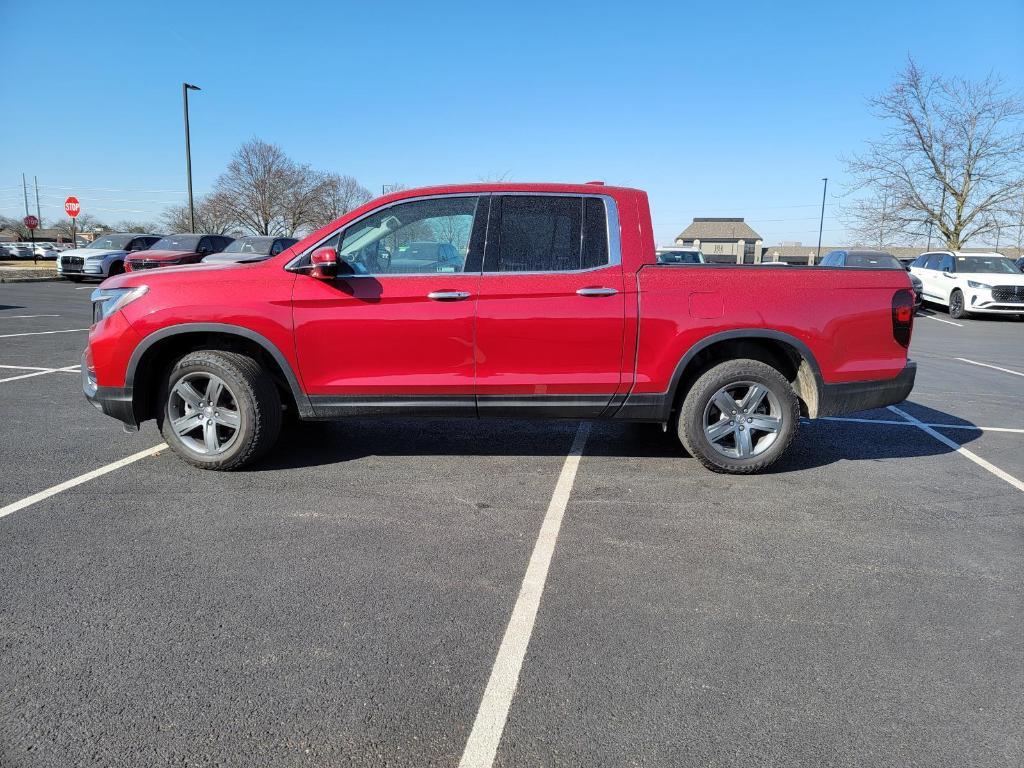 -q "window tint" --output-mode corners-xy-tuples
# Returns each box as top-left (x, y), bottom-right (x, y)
(494, 196), (581, 272)
(581, 197), (609, 269)
(335, 195), (481, 275)
(491, 195), (609, 273)
(910, 254), (929, 268)
(939, 254), (955, 272)
(845, 253), (901, 269)
(924, 254), (942, 270)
